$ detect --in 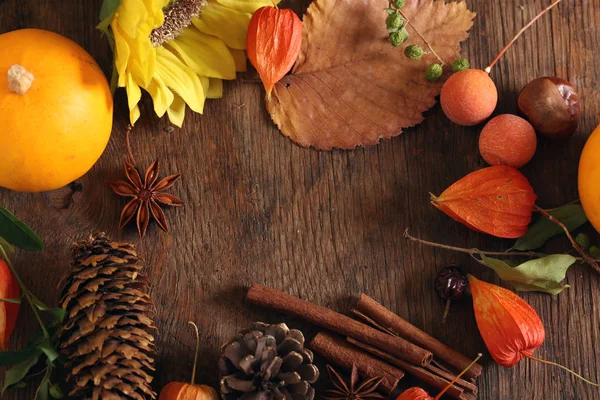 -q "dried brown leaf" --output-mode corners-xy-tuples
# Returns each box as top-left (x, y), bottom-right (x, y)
(267, 0), (476, 150)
